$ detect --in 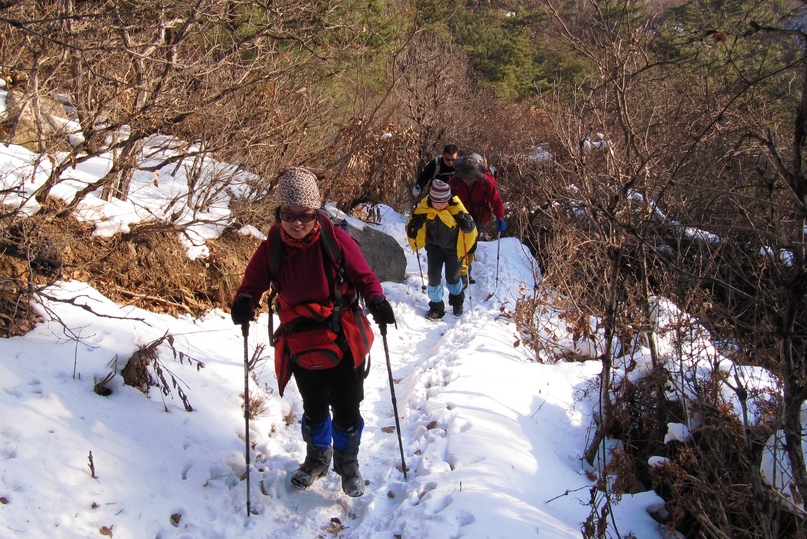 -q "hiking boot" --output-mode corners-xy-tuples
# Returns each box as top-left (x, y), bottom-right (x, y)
(334, 451), (364, 497)
(448, 292), (464, 316)
(333, 427), (364, 497)
(425, 301), (445, 320)
(291, 445), (332, 488)
(468, 276), (476, 284)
